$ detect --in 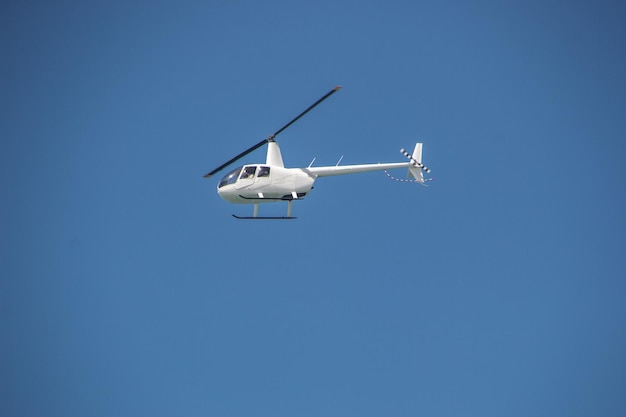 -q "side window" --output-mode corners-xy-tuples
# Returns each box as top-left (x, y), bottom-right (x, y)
(258, 166), (270, 177)
(240, 166), (256, 179)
